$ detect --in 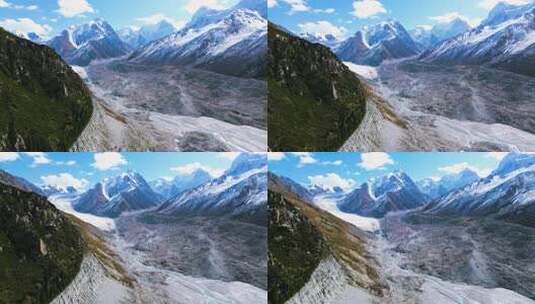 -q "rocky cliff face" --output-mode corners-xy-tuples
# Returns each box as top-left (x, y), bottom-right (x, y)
(0, 27), (93, 151)
(0, 182), (84, 303)
(268, 23), (368, 151)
